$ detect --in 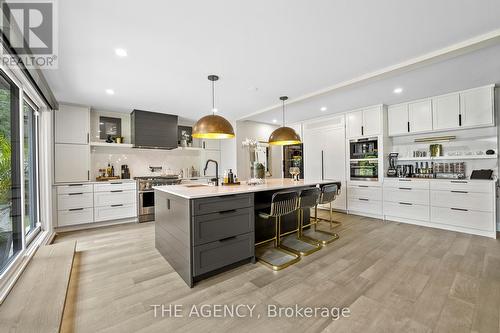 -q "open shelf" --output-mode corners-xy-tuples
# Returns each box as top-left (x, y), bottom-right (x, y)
(397, 154), (497, 161)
